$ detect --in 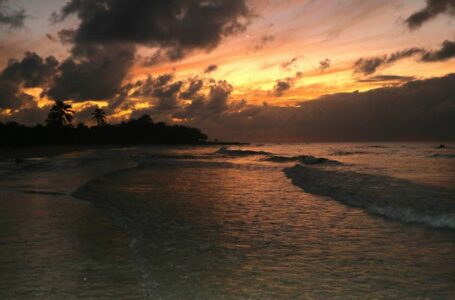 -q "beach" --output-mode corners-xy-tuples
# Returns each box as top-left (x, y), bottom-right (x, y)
(1, 143), (454, 298)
